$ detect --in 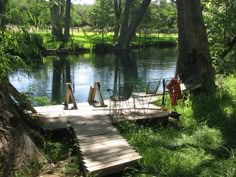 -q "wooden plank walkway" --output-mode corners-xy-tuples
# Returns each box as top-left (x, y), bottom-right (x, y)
(34, 101), (145, 176)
